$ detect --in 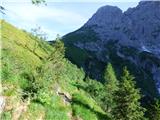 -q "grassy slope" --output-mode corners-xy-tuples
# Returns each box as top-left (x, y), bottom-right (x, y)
(0, 20), (108, 120)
